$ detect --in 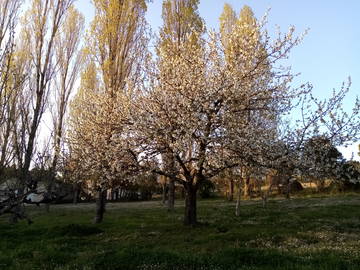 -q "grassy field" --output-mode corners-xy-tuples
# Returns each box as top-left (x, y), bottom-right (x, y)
(1, 194), (360, 270)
